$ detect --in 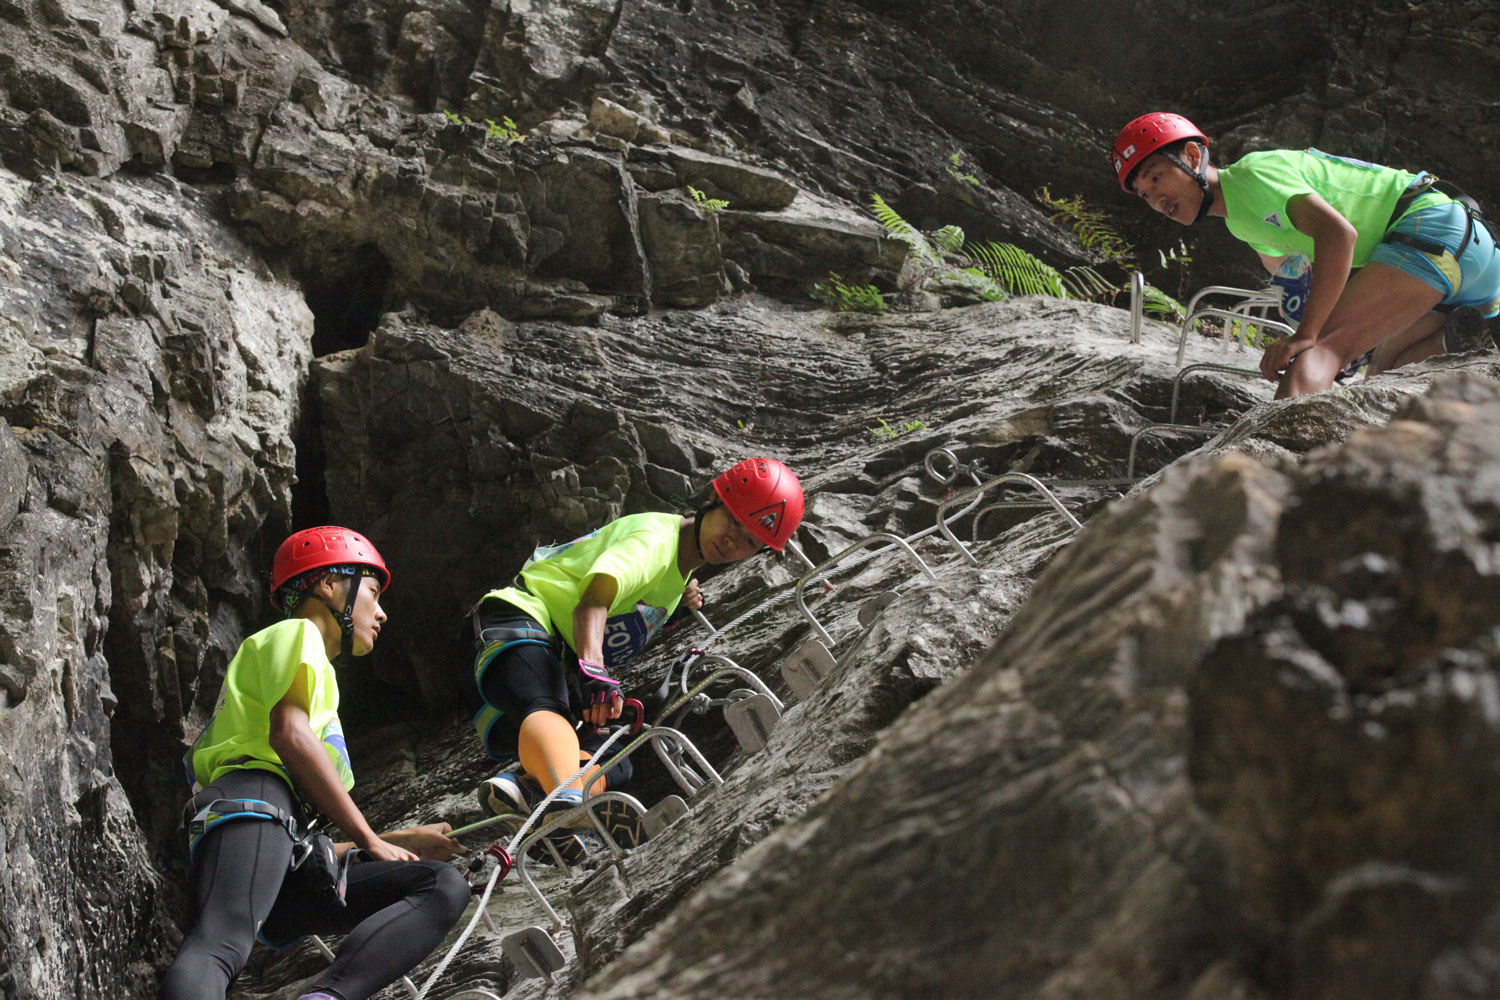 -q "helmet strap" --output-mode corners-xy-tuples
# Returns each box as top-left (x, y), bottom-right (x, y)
(1164, 143), (1214, 224)
(311, 572), (364, 662)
